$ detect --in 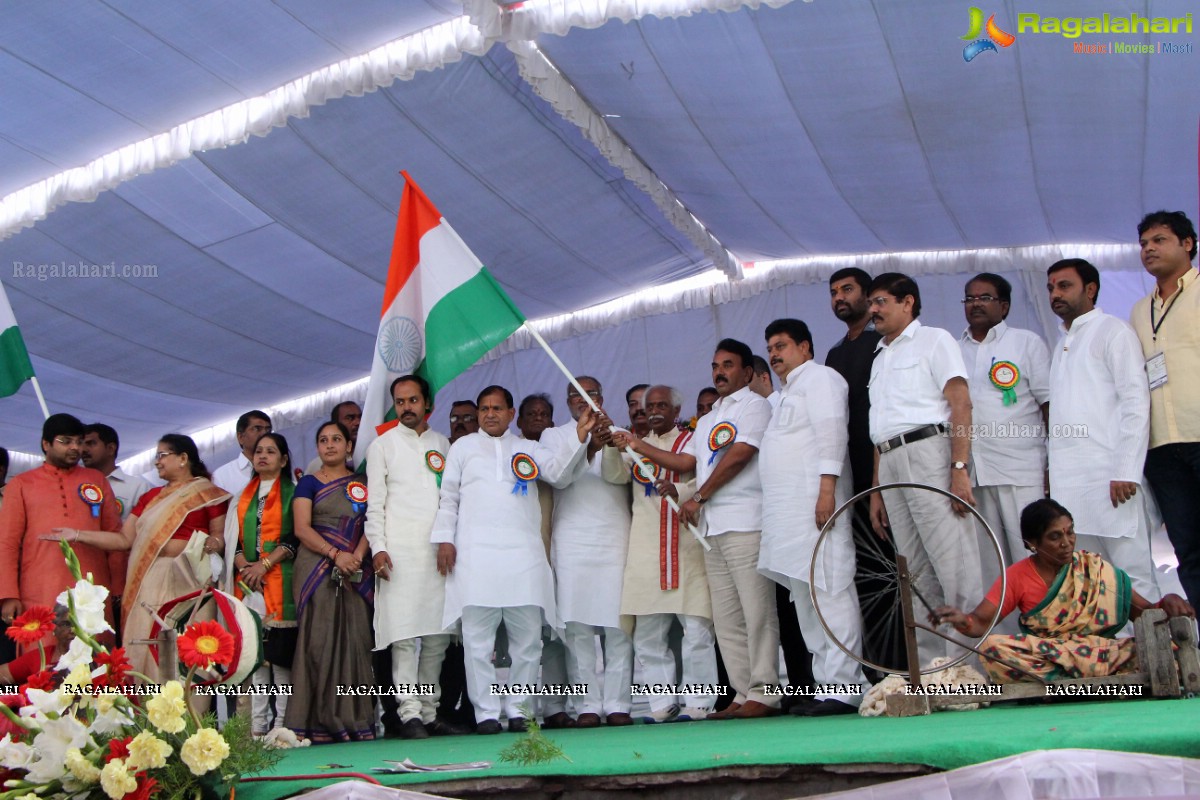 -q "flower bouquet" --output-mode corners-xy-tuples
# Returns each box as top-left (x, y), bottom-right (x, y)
(0, 541), (280, 800)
